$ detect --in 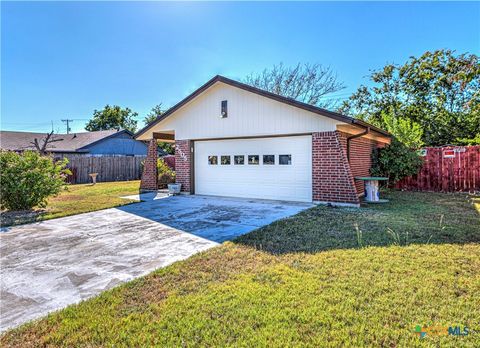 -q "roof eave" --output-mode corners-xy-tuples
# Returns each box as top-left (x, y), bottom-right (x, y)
(50, 149), (90, 153)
